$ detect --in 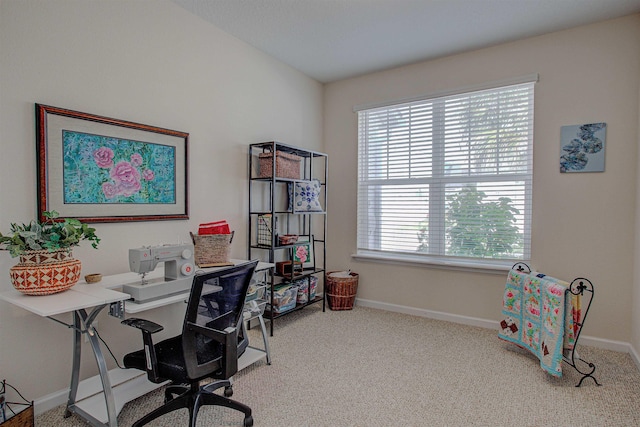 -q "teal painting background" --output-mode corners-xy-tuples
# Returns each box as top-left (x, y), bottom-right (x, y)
(62, 130), (176, 204)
